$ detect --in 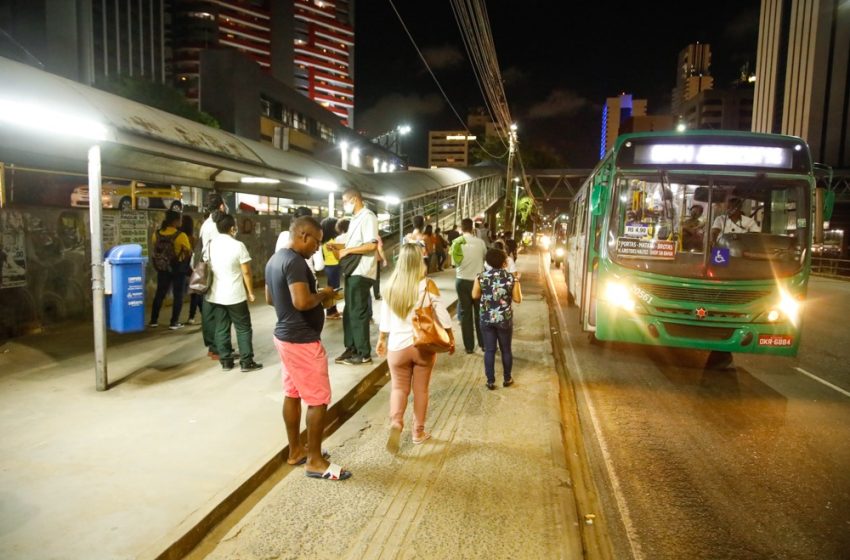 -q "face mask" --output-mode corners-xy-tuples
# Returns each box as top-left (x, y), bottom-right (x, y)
(343, 202), (355, 214)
